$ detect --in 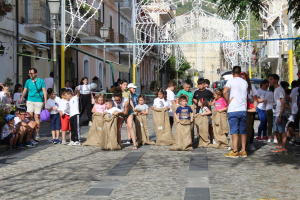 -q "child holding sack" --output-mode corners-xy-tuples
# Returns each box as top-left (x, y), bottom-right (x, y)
(134, 95), (155, 145)
(84, 94), (106, 147)
(212, 89), (229, 148)
(194, 99), (212, 147)
(170, 95), (193, 151)
(152, 89), (174, 146)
